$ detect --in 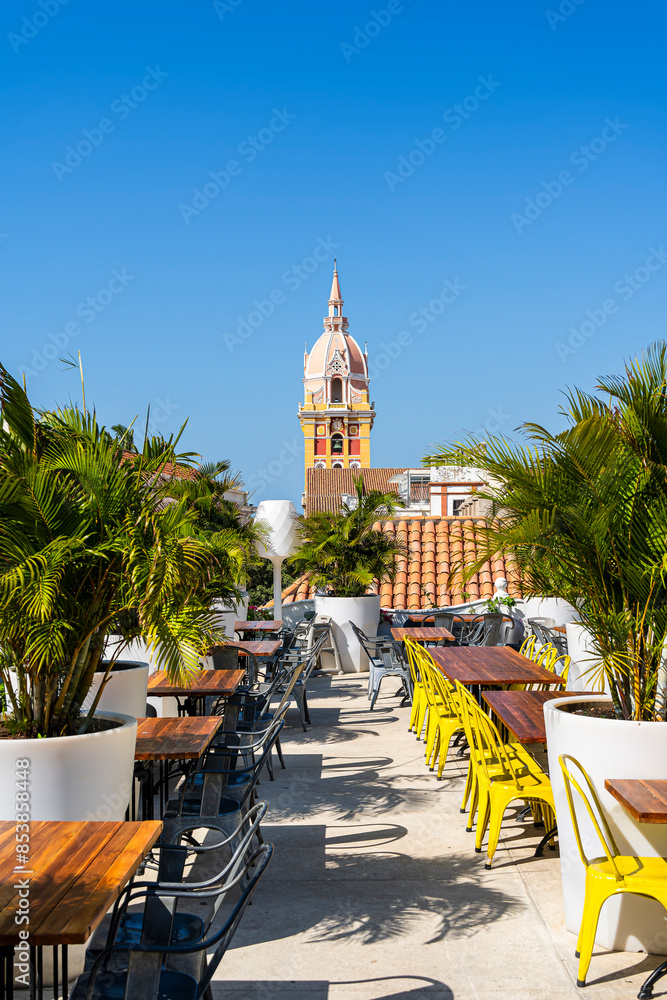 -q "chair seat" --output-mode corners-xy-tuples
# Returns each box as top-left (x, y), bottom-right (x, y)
(86, 912), (205, 959)
(171, 795), (242, 817)
(72, 968), (198, 1000)
(589, 854), (667, 883)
